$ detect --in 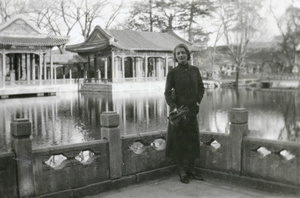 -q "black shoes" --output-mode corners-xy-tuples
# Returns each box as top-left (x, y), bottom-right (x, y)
(178, 161), (204, 183)
(187, 171), (204, 181)
(178, 166), (189, 184)
(179, 174), (189, 184)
